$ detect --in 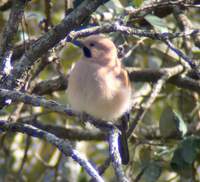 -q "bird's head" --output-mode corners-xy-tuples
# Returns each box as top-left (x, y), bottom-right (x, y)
(74, 35), (118, 66)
